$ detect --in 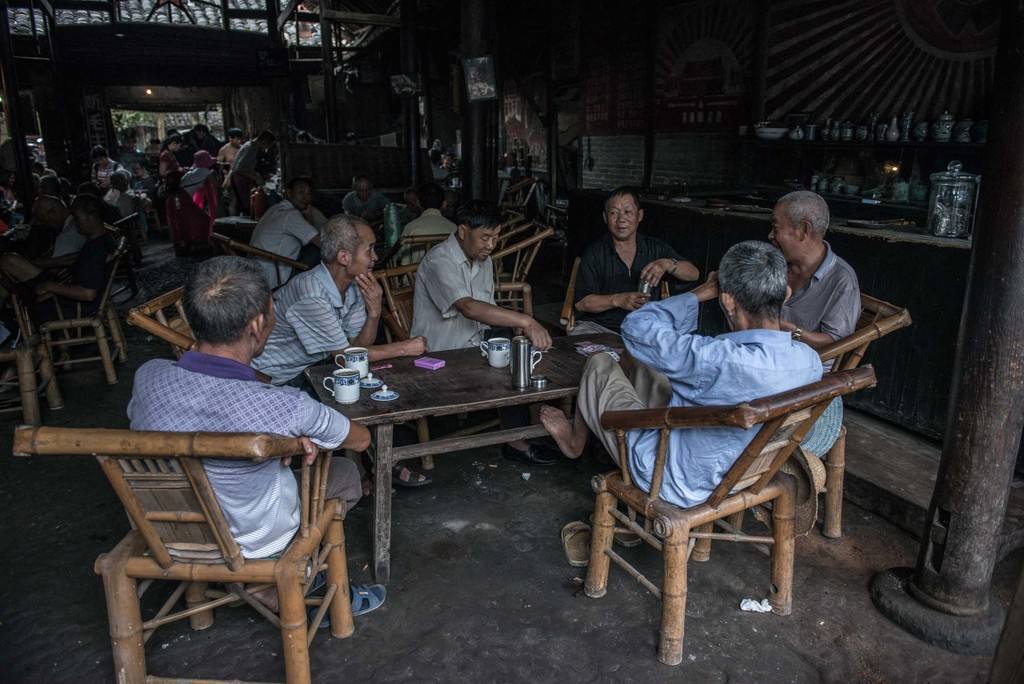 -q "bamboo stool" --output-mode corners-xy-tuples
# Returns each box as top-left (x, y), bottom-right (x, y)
(585, 367), (876, 665)
(13, 426), (356, 684)
(815, 294), (911, 539)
